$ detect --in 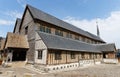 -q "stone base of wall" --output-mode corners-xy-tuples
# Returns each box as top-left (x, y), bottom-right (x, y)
(33, 59), (101, 73)
(102, 59), (118, 64)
